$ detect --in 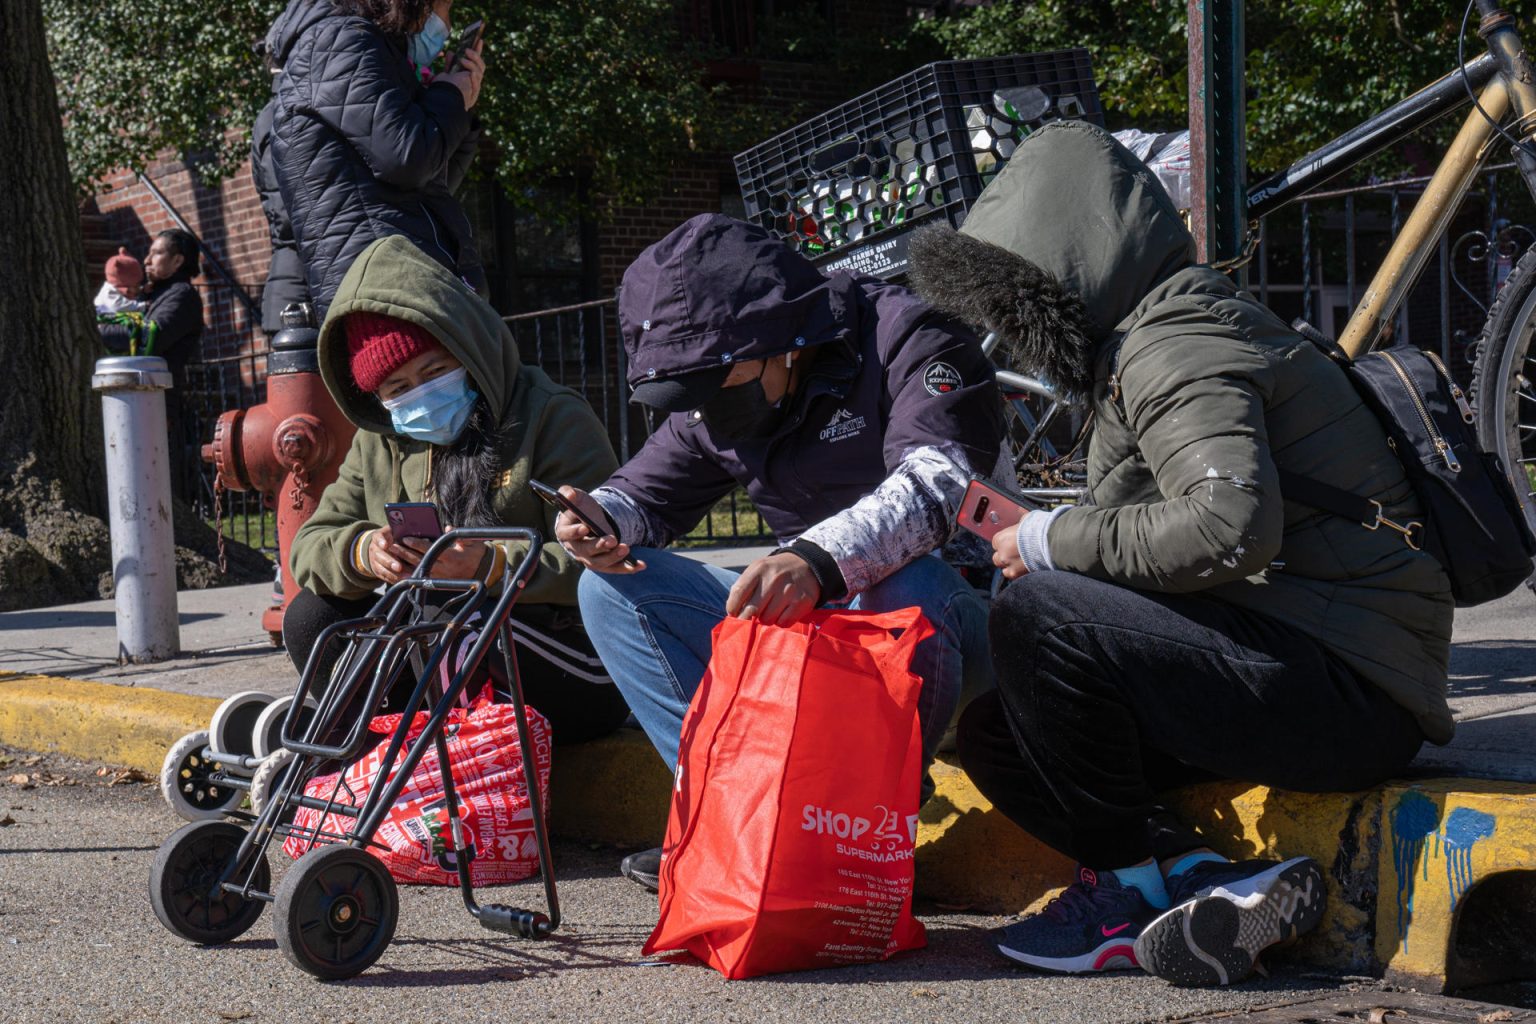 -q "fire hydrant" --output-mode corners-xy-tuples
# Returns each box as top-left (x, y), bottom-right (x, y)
(204, 305), (355, 643)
